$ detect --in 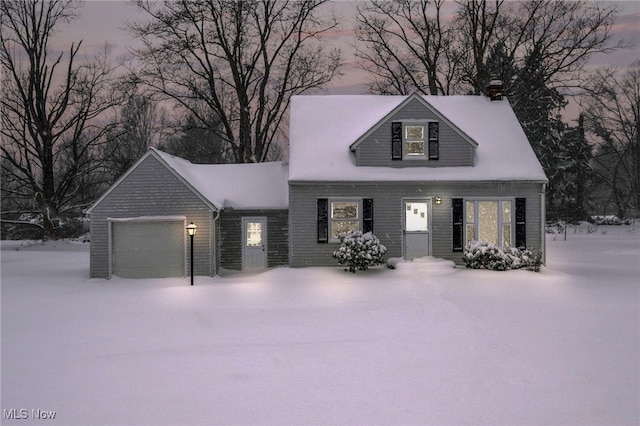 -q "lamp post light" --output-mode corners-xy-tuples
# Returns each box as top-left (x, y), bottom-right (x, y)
(186, 222), (197, 286)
